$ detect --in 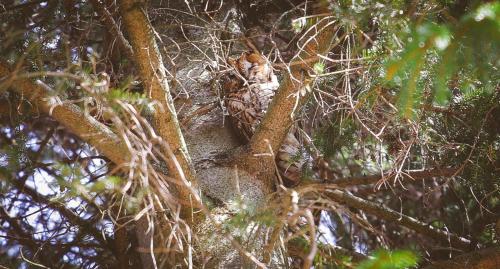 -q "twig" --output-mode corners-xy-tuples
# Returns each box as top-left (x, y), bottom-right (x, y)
(326, 189), (473, 249)
(0, 61), (130, 166)
(330, 167), (459, 188)
(90, 0), (135, 59)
